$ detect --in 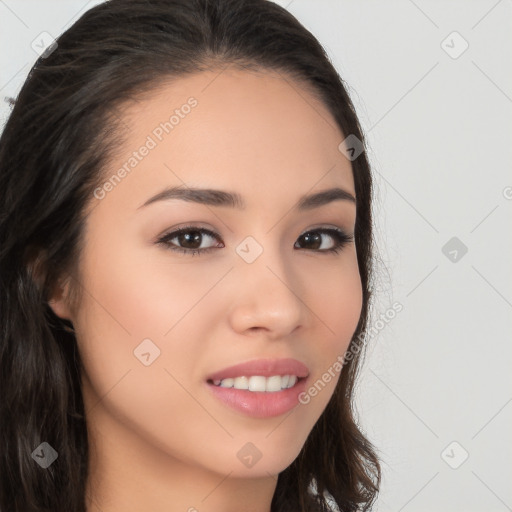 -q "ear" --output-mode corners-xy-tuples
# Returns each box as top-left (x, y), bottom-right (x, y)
(48, 274), (74, 321)
(25, 245), (74, 321)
